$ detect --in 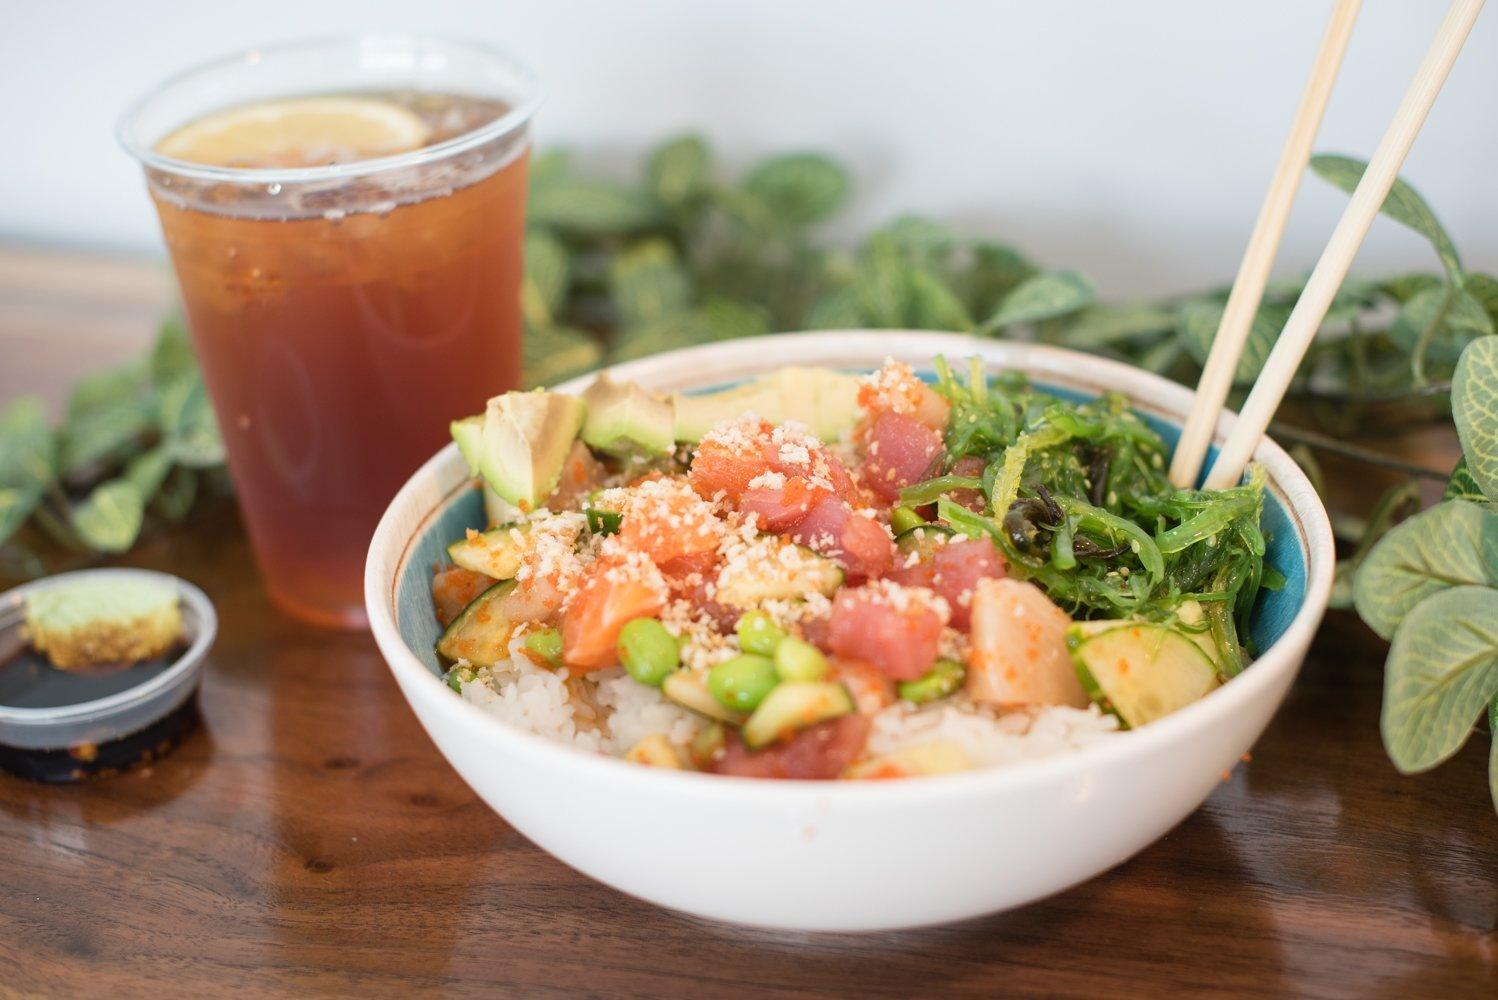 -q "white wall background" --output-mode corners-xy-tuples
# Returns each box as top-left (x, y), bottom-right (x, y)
(3, 0), (1496, 298)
